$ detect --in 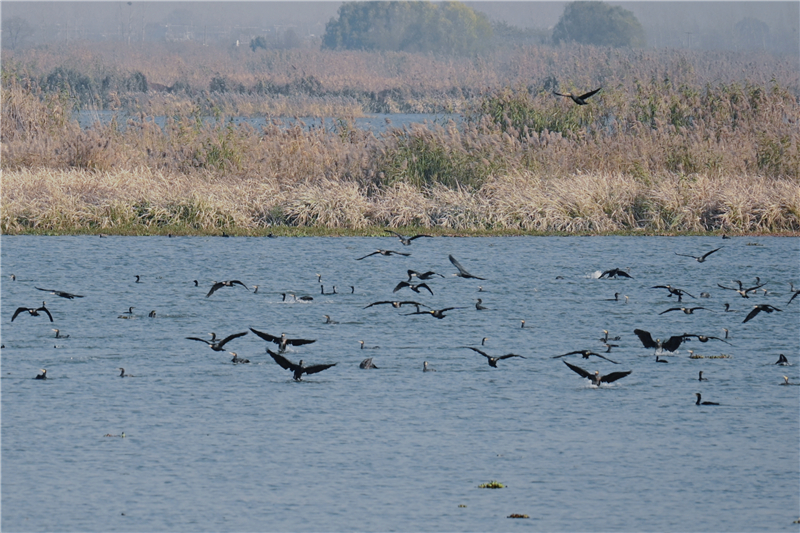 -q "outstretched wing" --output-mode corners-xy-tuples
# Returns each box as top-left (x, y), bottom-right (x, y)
(593, 353), (618, 364)
(266, 349), (299, 371)
(416, 283), (433, 295)
(497, 354), (525, 360)
(186, 337), (213, 345)
(38, 307), (54, 322)
(356, 251), (380, 260)
(600, 370), (632, 384)
(633, 329), (658, 349)
(286, 337), (316, 347)
(552, 350), (584, 359)
(661, 335), (685, 352)
(249, 328), (281, 344)
(700, 247), (722, 259)
(11, 307), (28, 322)
(578, 87), (602, 100)
(742, 307), (761, 323)
(206, 282), (224, 298)
(364, 301), (393, 309)
(659, 308), (682, 315)
(408, 234), (432, 241)
(615, 270), (633, 278)
(449, 254), (470, 276)
(302, 363), (337, 376)
(217, 331), (248, 348)
(467, 347), (491, 359)
(230, 280), (249, 290)
(393, 281), (410, 293)
(564, 361), (591, 379)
